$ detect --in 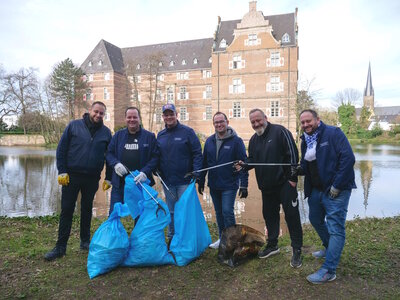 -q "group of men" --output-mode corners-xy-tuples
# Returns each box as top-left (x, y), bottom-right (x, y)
(44, 101), (356, 284)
